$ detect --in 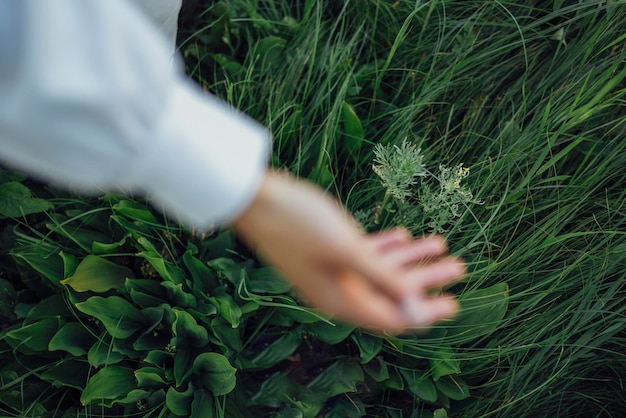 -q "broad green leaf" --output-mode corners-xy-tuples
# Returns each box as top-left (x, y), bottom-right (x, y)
(383, 366), (404, 390)
(214, 53), (245, 78)
(12, 243), (64, 285)
(208, 293), (242, 328)
(207, 258), (242, 286)
(416, 377), (438, 403)
(126, 277), (167, 295)
(129, 289), (168, 308)
(306, 320), (354, 344)
(251, 372), (292, 408)
(174, 348), (193, 387)
(24, 294), (72, 323)
(62, 207), (110, 228)
(190, 389), (216, 418)
(144, 350), (173, 367)
(252, 36), (287, 69)
(13, 302), (35, 320)
(126, 278), (169, 307)
(148, 388), (167, 408)
(110, 214), (152, 236)
(183, 248), (219, 290)
(192, 352), (237, 396)
(435, 376), (470, 401)
(80, 366), (137, 406)
(40, 359), (89, 390)
(248, 267), (292, 294)
(326, 397), (366, 418)
(48, 321), (94, 356)
(306, 359), (364, 398)
(138, 243), (186, 284)
(434, 408), (448, 418)
(0, 170), (26, 184)
(210, 317), (243, 353)
(112, 337), (142, 359)
(284, 385), (327, 417)
(59, 251), (79, 279)
(400, 369), (437, 403)
(60, 255), (133, 293)
(447, 282), (509, 338)
(135, 366), (169, 389)
(112, 389), (153, 406)
(351, 332), (383, 363)
(87, 340), (125, 367)
(141, 306), (166, 330)
(75, 296), (144, 339)
(250, 331), (301, 368)
(363, 357), (390, 383)
(196, 300), (219, 316)
(162, 281), (197, 308)
(0, 181), (53, 218)
(309, 165), (334, 188)
(6, 317), (62, 351)
(429, 344), (461, 381)
(133, 307), (170, 351)
(91, 235), (129, 255)
(166, 383), (194, 416)
(46, 221), (111, 253)
(203, 230), (235, 259)
(113, 200), (160, 224)
(172, 309), (209, 347)
(341, 101), (365, 152)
